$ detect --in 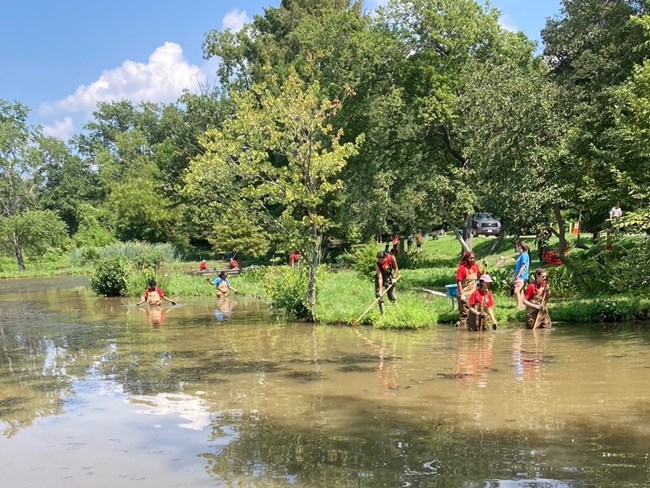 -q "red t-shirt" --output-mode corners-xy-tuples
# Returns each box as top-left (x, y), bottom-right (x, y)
(378, 254), (397, 272)
(524, 282), (548, 300)
(144, 288), (165, 299)
(456, 263), (481, 281)
(469, 289), (494, 308)
(200, 262), (207, 270)
(290, 252), (302, 265)
(229, 259), (239, 269)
